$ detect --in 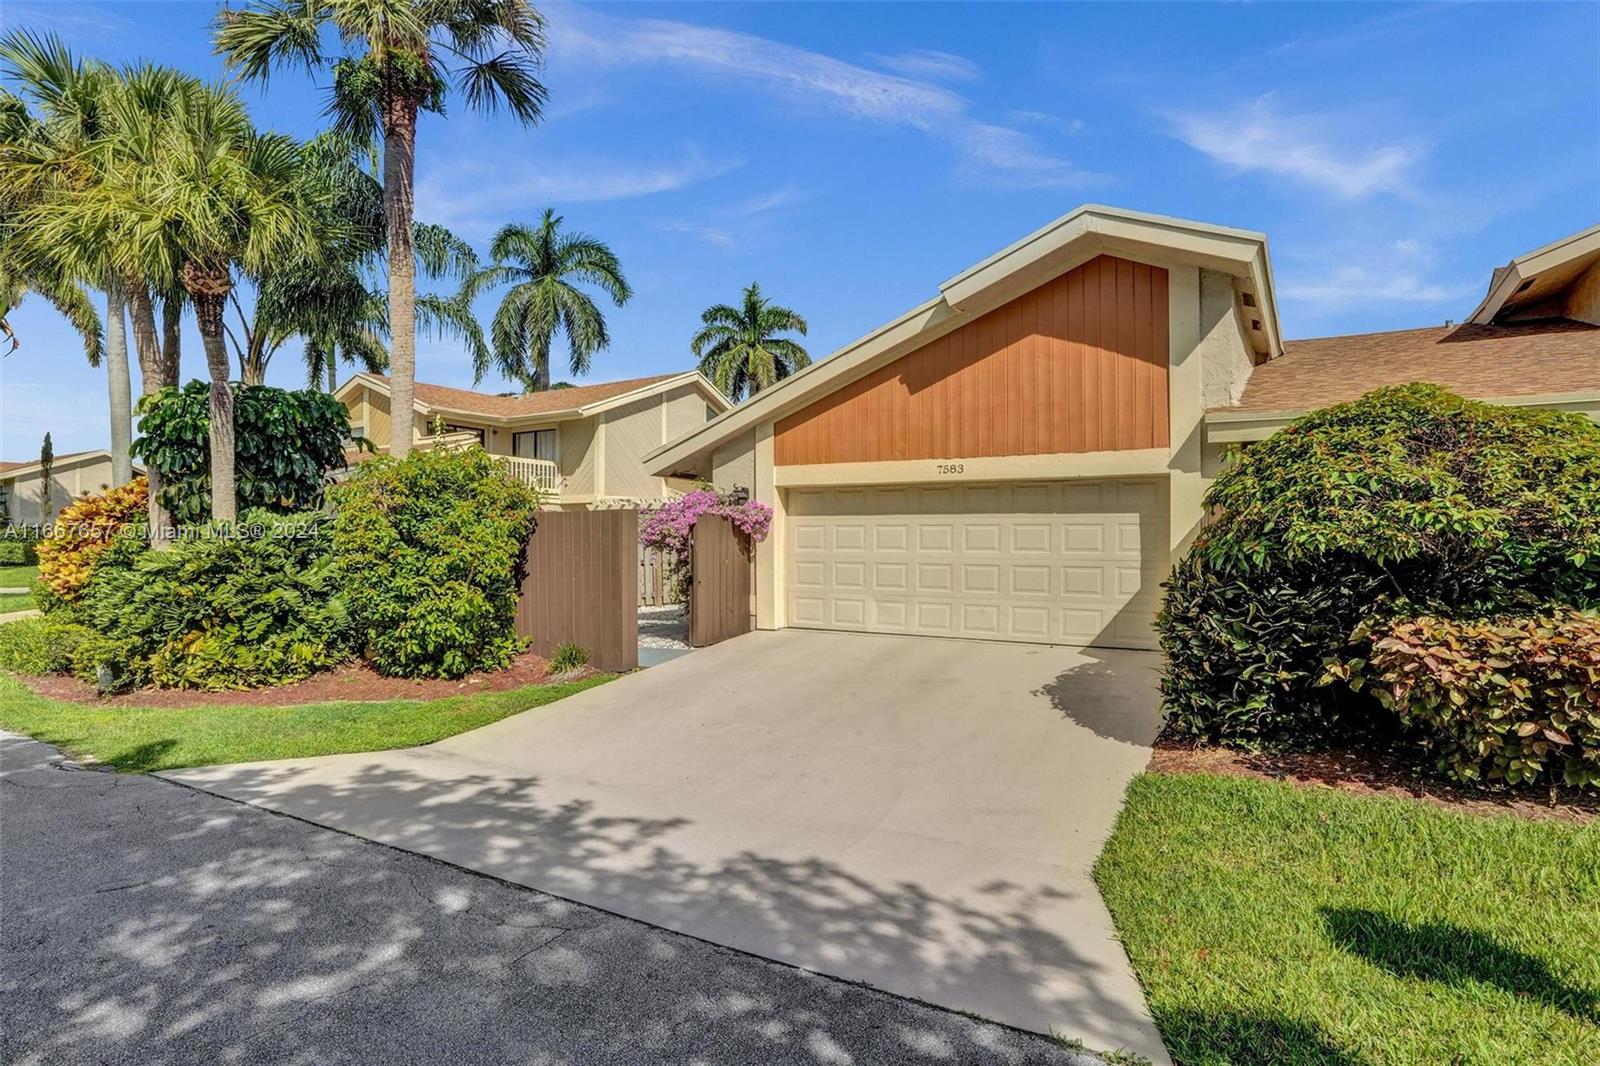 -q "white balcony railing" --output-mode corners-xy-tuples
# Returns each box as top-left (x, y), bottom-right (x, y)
(496, 454), (562, 496)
